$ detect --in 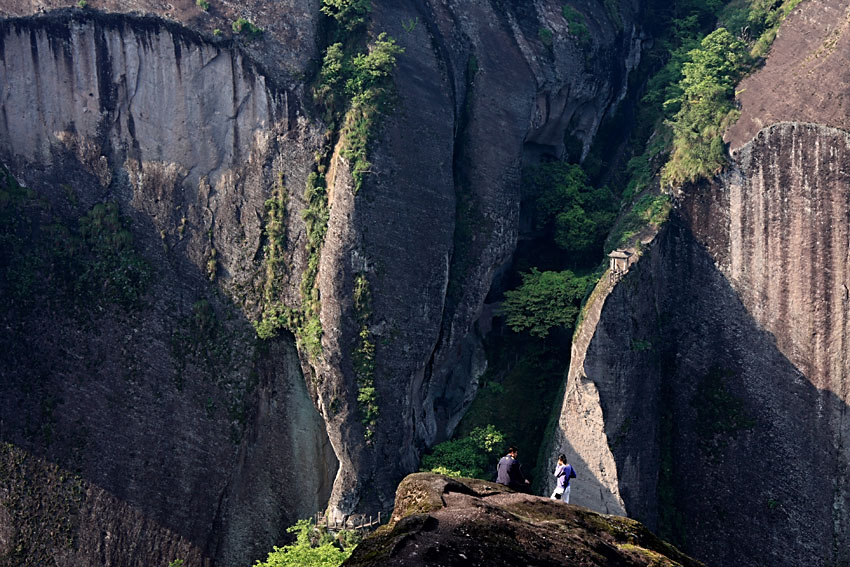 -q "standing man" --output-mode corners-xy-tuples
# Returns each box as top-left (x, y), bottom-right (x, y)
(496, 446), (530, 492)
